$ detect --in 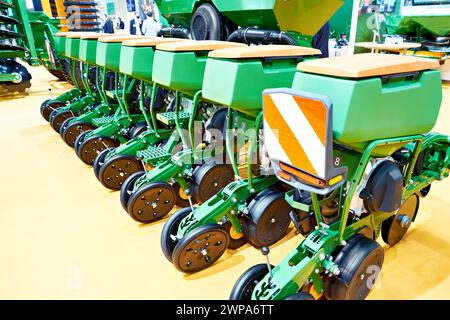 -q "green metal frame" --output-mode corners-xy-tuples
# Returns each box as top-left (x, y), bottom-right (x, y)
(250, 133), (450, 300)
(130, 88), (207, 192)
(173, 109), (279, 239)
